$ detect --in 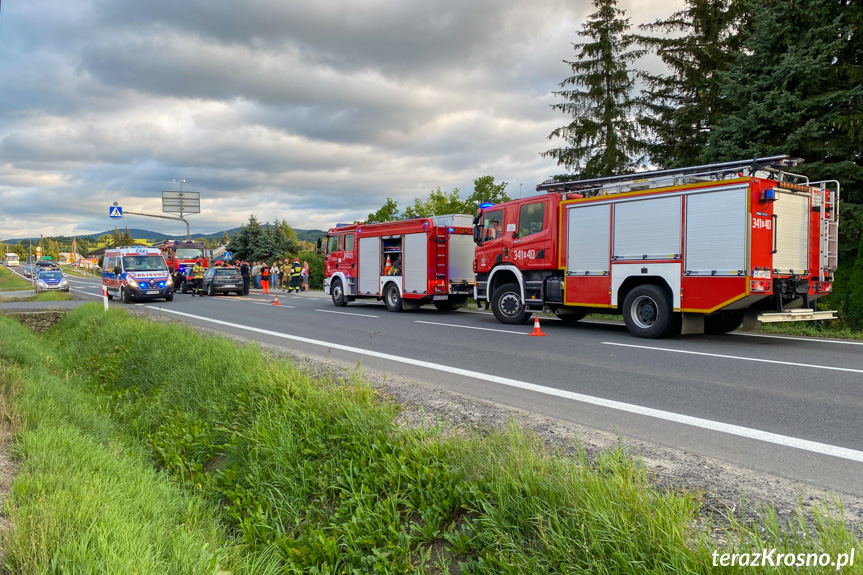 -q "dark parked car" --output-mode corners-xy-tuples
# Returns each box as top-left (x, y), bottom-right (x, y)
(202, 267), (244, 296)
